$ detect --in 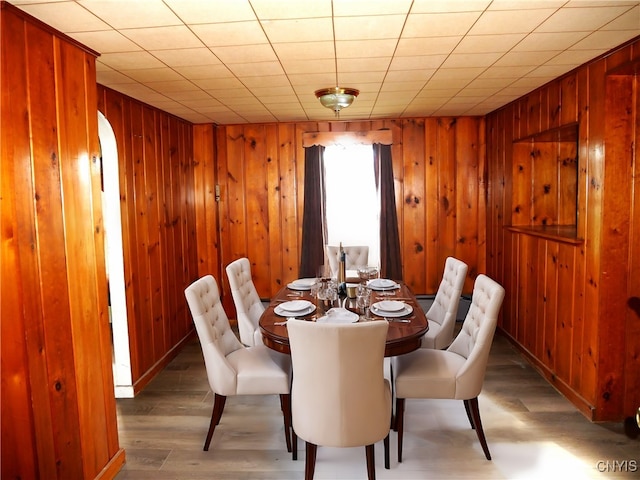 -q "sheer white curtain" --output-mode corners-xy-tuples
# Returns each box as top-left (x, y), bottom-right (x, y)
(323, 144), (380, 268)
